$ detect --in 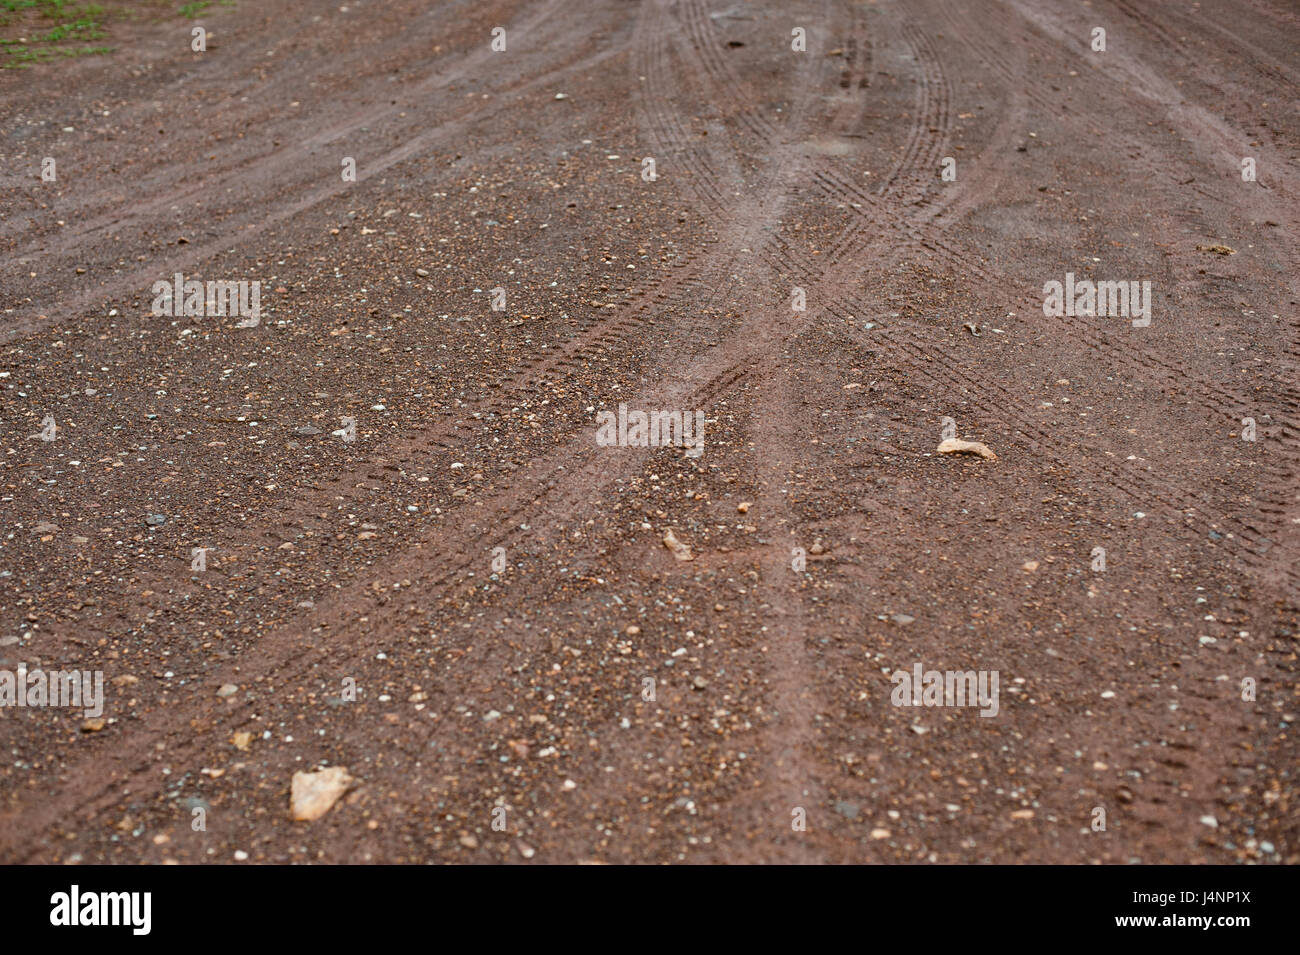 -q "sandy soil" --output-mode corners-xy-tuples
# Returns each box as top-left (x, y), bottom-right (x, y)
(1, 0), (1297, 864)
